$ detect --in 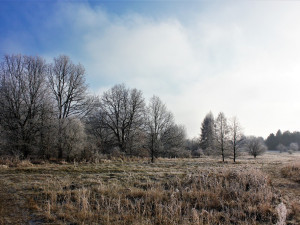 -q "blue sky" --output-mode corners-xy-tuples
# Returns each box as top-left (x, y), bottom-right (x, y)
(1, 0), (300, 138)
